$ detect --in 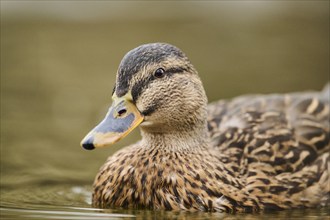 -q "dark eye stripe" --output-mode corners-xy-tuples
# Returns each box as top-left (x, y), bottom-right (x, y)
(166, 67), (187, 75)
(141, 102), (160, 116)
(131, 66), (187, 104)
(131, 74), (154, 103)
